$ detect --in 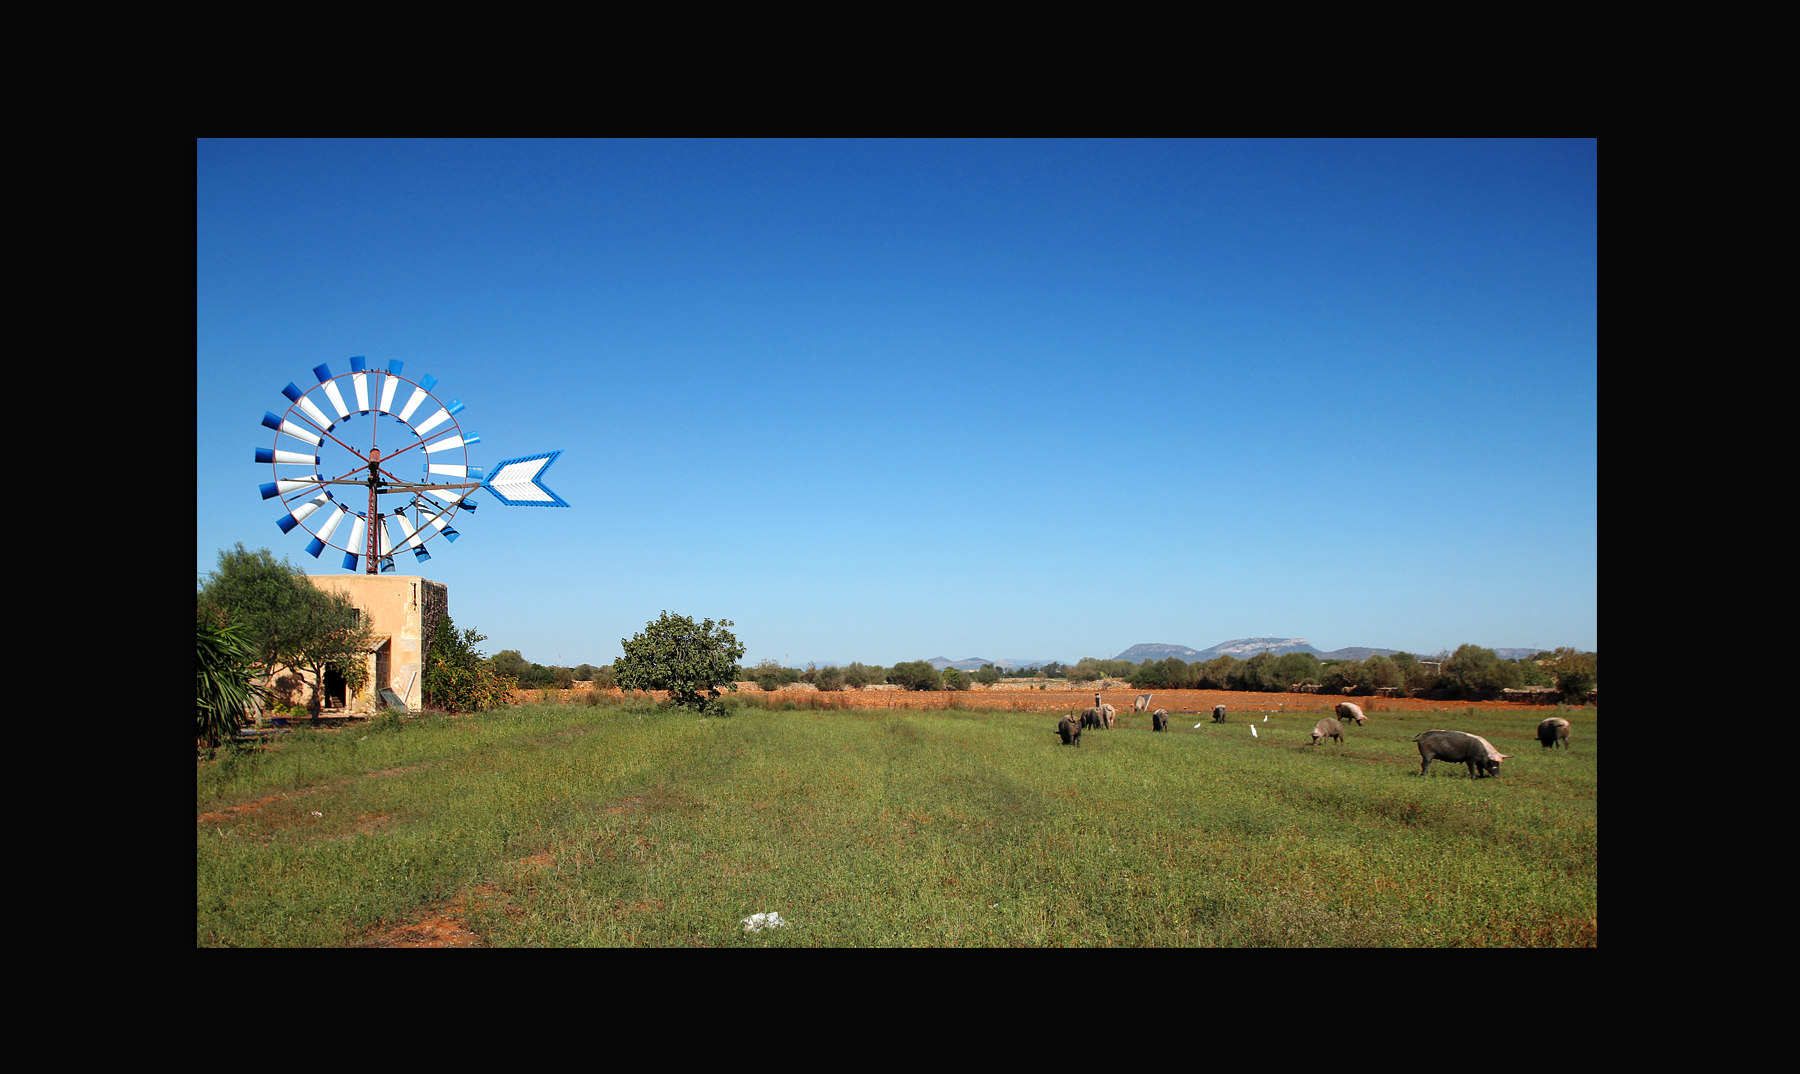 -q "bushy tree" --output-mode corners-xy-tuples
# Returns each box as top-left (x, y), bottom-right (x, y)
(815, 665), (846, 691)
(887, 660), (943, 691)
(942, 667), (969, 691)
(974, 663), (1002, 684)
(615, 612), (745, 714)
(841, 662), (886, 689)
(289, 584), (374, 717)
(490, 650), (531, 680)
(199, 544), (377, 715)
(1542, 647), (1597, 703)
(423, 615), (517, 712)
(196, 544), (315, 681)
(1443, 644), (1523, 699)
